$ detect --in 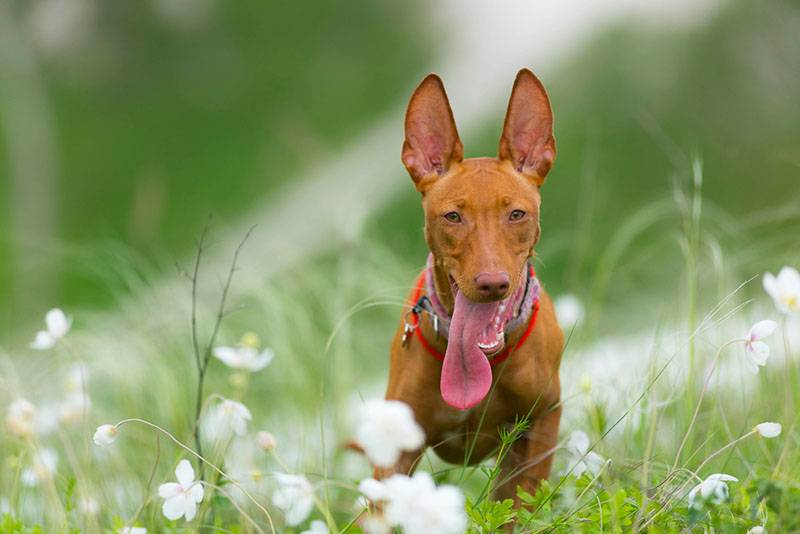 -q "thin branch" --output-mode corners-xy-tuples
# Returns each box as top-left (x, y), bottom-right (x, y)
(190, 222), (211, 374)
(190, 221), (212, 469)
(192, 225), (255, 480)
(202, 225), (256, 370)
